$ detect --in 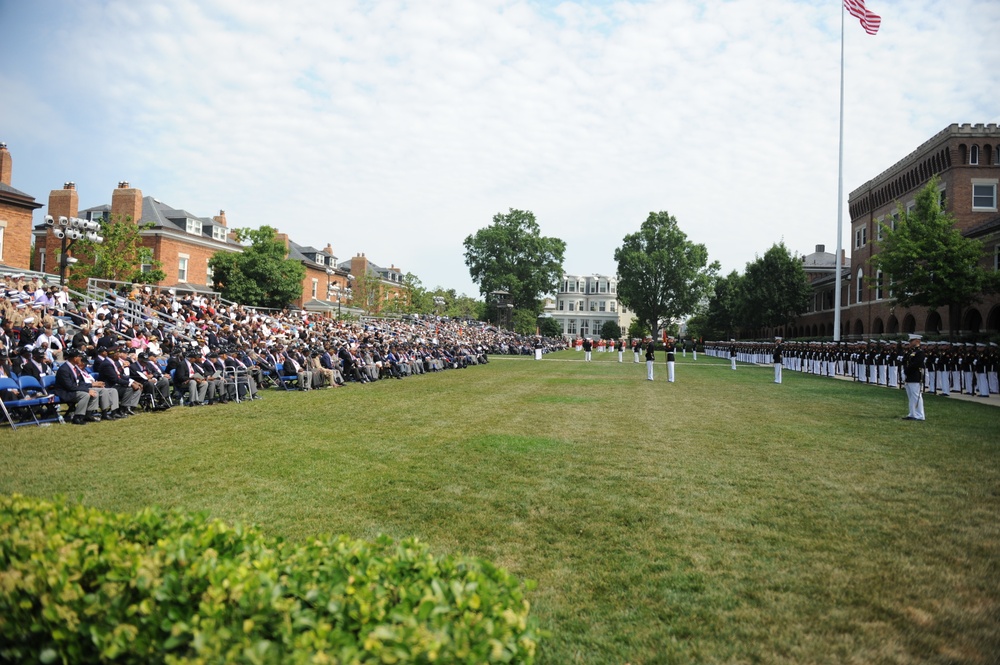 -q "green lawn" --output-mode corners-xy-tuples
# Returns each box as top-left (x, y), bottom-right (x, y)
(2, 352), (998, 664)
